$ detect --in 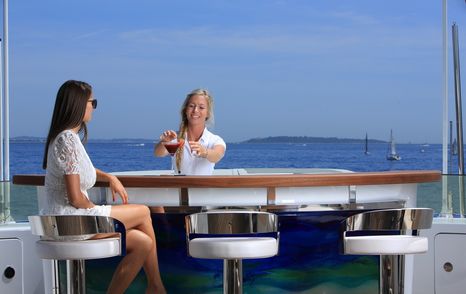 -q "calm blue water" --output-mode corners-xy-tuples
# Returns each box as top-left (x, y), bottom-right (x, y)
(9, 141), (464, 221)
(10, 141), (447, 176)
